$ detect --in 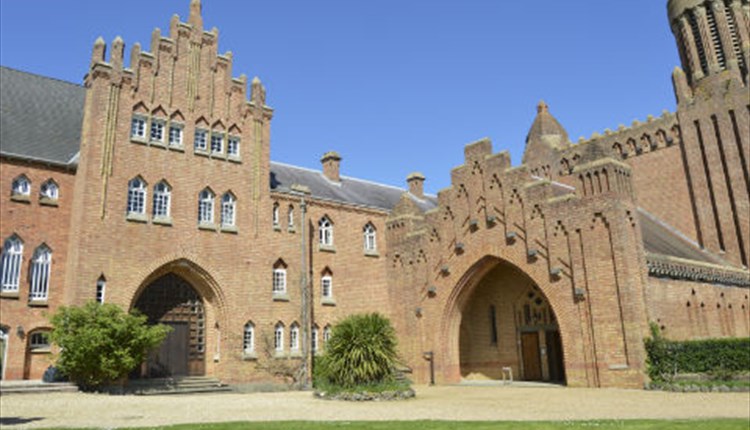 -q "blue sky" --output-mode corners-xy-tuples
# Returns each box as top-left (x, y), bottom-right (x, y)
(0, 1), (680, 194)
